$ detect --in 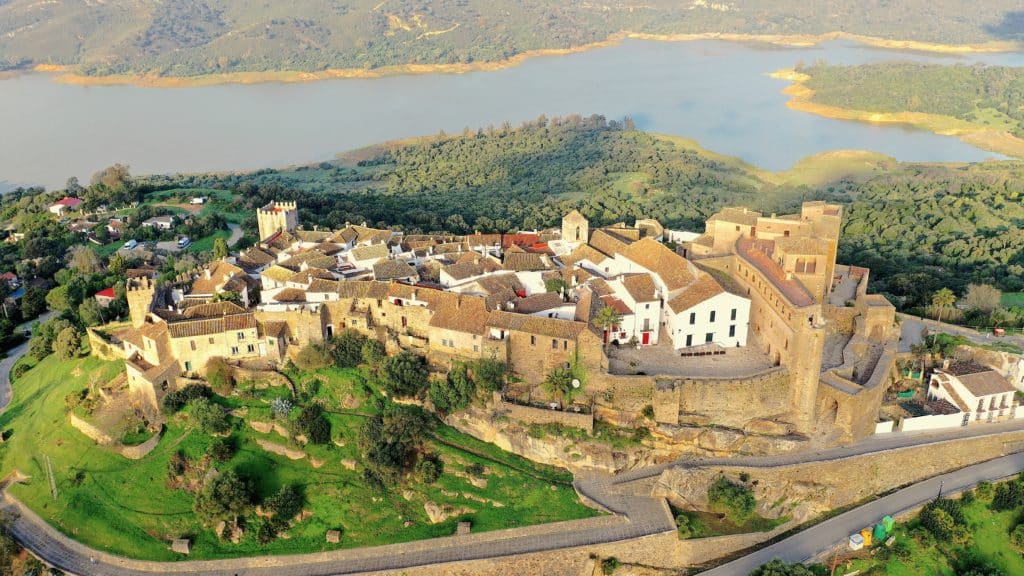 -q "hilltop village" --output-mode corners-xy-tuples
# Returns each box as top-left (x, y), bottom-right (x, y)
(85, 199), (905, 461)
